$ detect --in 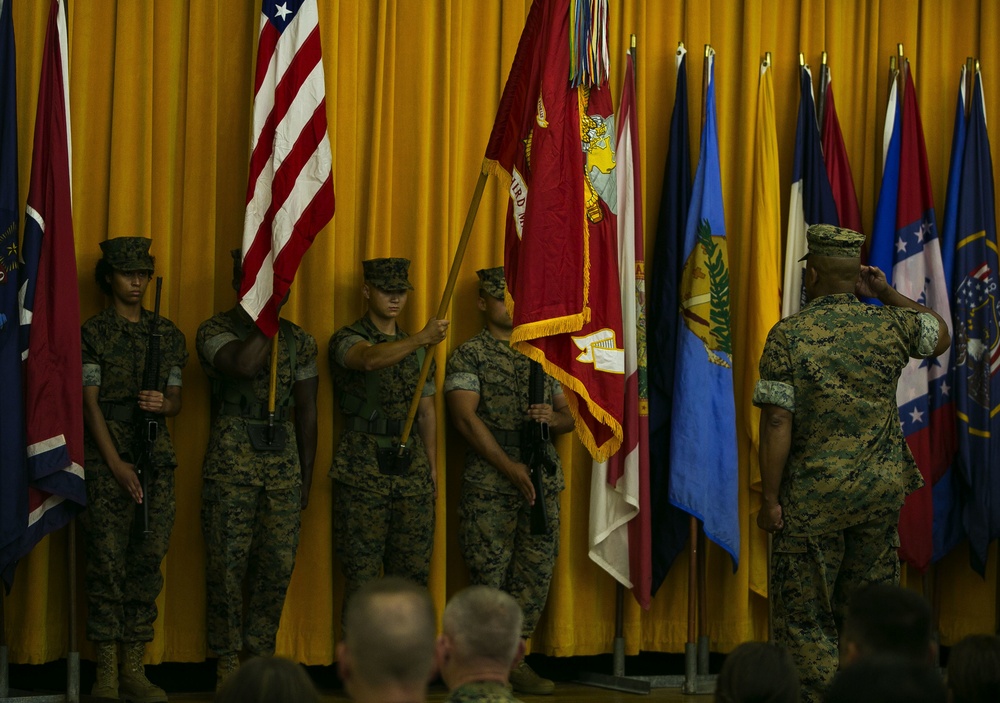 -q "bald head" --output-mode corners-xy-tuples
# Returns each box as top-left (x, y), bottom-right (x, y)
(342, 578), (437, 690)
(442, 586), (523, 667)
